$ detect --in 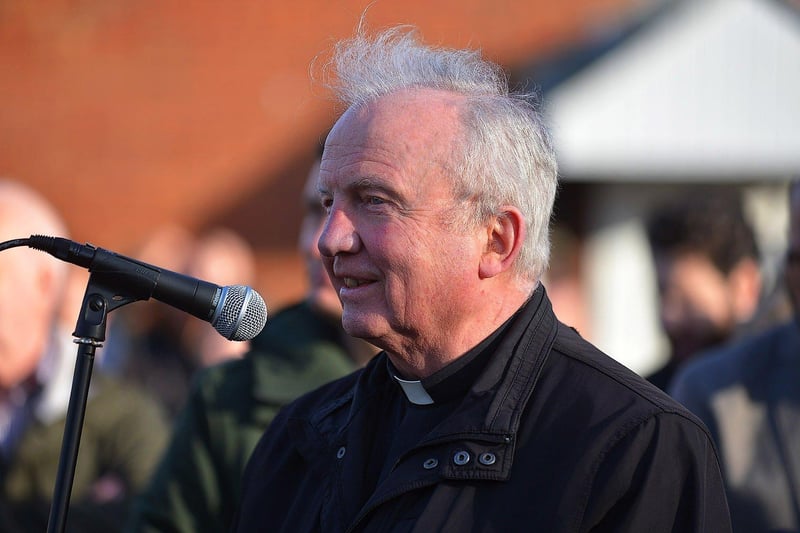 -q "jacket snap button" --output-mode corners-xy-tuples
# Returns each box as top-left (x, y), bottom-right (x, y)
(479, 452), (497, 466)
(453, 451), (470, 466)
(336, 446), (346, 459)
(423, 458), (438, 470)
